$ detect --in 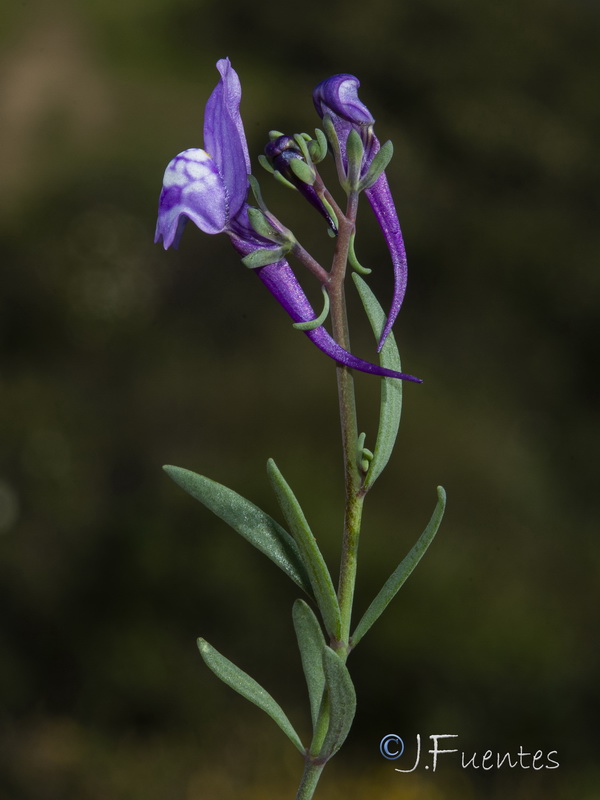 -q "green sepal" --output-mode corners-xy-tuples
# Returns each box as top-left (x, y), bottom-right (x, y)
(163, 466), (312, 595)
(351, 486), (446, 648)
(321, 114), (345, 181)
(257, 154), (275, 174)
(273, 170), (297, 191)
(267, 459), (342, 641)
(358, 140), (394, 191)
(321, 196), (339, 237)
(247, 207), (281, 241)
(352, 274), (402, 490)
(308, 128), (328, 164)
(197, 638), (305, 754)
(345, 129), (365, 190)
(314, 647), (356, 759)
(292, 599), (327, 730)
(268, 129), (285, 140)
(348, 232), (372, 275)
(248, 174), (268, 209)
(242, 246), (288, 269)
(292, 286), (330, 331)
(289, 157), (315, 186)
(293, 133), (313, 165)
